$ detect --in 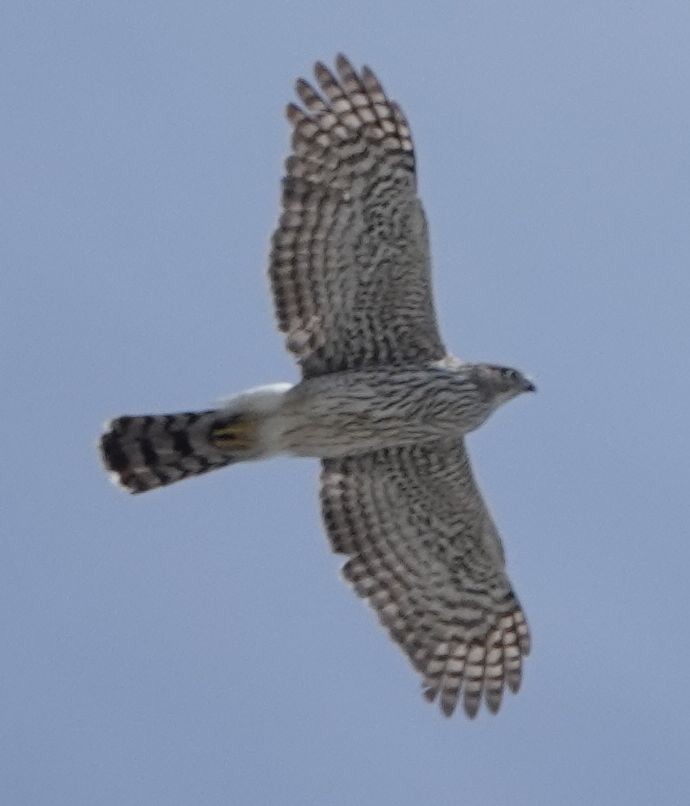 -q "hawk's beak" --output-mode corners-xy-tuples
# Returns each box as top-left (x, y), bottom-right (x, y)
(524, 379), (537, 393)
